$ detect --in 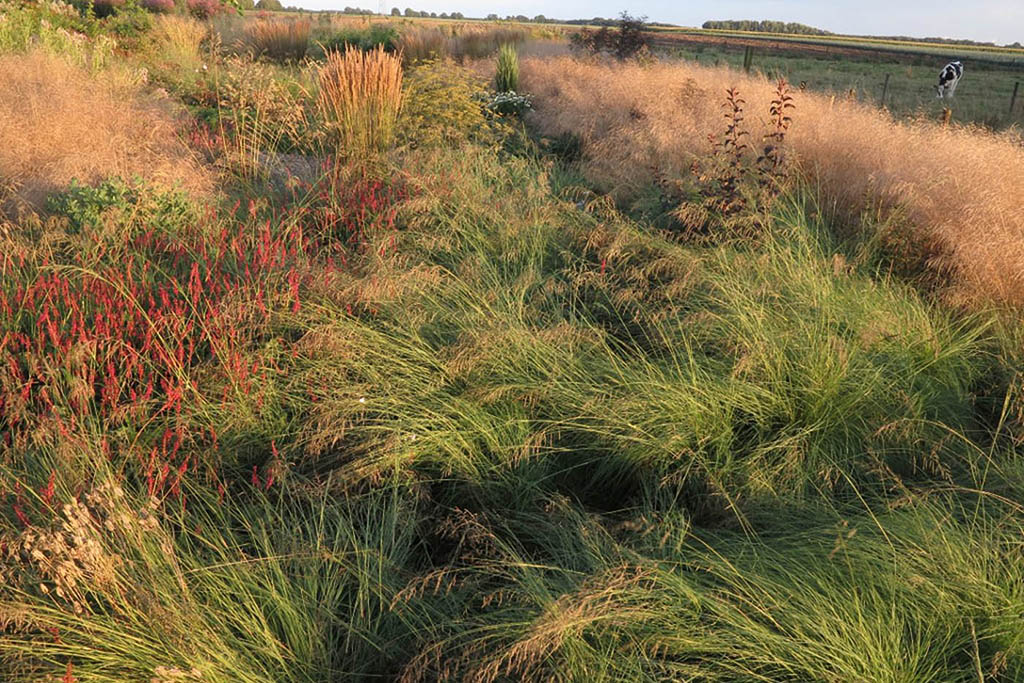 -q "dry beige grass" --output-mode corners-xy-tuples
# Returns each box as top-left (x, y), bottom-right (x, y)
(522, 56), (1024, 306)
(397, 26), (530, 64)
(149, 14), (208, 69)
(318, 46), (403, 159)
(0, 51), (211, 214)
